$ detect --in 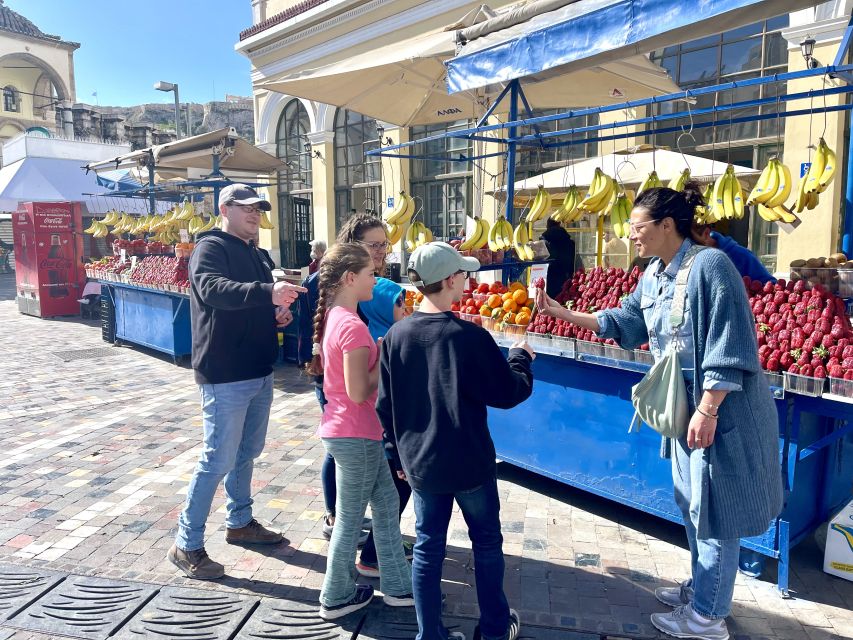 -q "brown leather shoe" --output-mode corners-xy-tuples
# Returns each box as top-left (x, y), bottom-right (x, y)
(225, 519), (285, 545)
(167, 544), (224, 580)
